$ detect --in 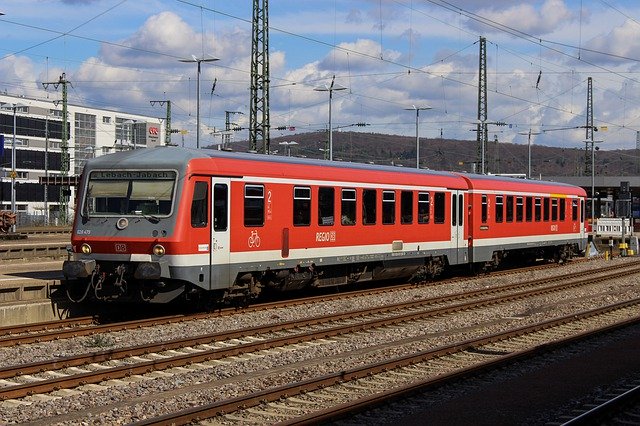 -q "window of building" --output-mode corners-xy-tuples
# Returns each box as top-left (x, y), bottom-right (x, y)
(401, 191), (413, 224)
(363, 189), (377, 225)
(191, 181), (208, 228)
(244, 184), (264, 226)
(49, 109), (63, 118)
(434, 192), (445, 224)
(382, 190), (395, 224)
(103, 116), (112, 124)
(74, 112), (97, 175)
(341, 188), (356, 225)
(318, 187), (334, 226)
(418, 192), (430, 223)
(293, 186), (311, 226)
